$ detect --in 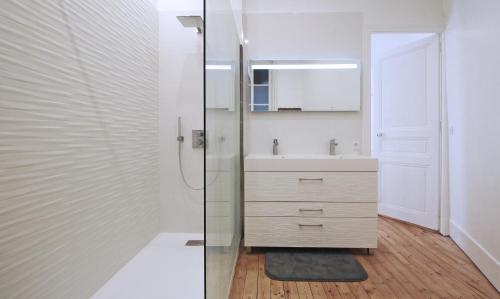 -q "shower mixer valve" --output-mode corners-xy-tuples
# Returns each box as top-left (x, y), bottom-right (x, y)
(192, 130), (205, 149)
